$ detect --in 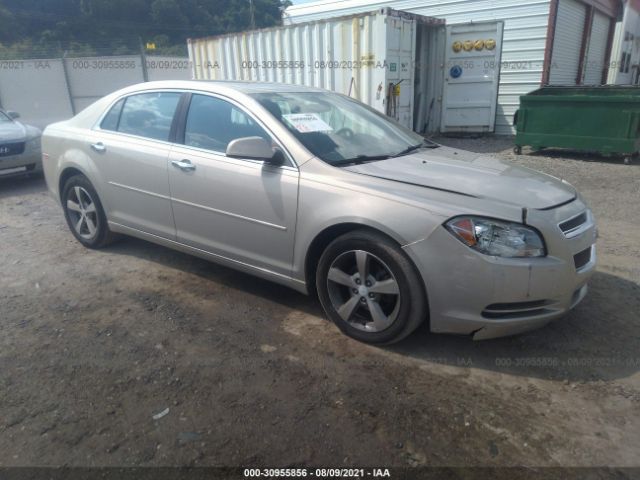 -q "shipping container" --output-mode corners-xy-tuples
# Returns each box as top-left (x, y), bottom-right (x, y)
(284, 0), (546, 135)
(283, 0), (623, 135)
(188, 7), (507, 134)
(188, 8), (447, 132)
